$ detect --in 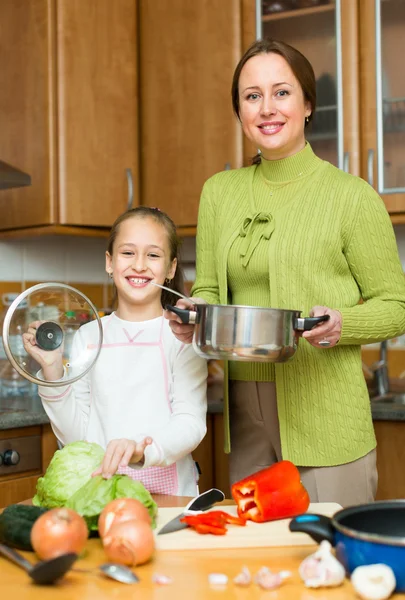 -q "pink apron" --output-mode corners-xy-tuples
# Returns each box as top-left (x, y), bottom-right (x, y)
(91, 315), (179, 495)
